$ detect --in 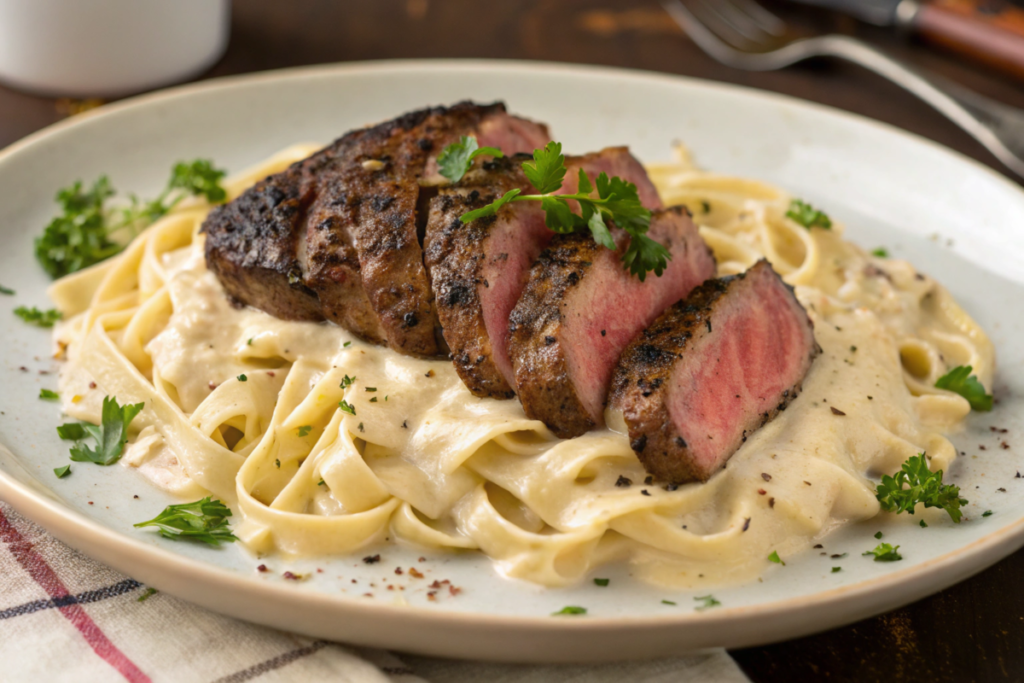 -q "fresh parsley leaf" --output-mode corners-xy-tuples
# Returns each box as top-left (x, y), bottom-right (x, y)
(920, 519), (928, 528)
(935, 365), (992, 411)
(0, 284), (13, 295)
(343, 341), (352, 348)
(875, 454), (967, 523)
(440, 140), (667, 280)
(768, 550), (785, 565)
(863, 542), (902, 562)
(871, 247), (889, 258)
(133, 497), (237, 546)
(340, 374), (356, 390)
(297, 425), (312, 437)
(593, 578), (610, 587)
(39, 389), (59, 400)
(694, 595), (721, 610)
(983, 510), (993, 517)
(53, 465), (71, 479)
(57, 423), (86, 440)
(661, 599), (677, 605)
(339, 399), (356, 416)
(35, 161), (227, 278)
(437, 136), (504, 183)
(831, 567), (841, 573)
(874, 531), (883, 539)
(68, 396), (144, 466)
(522, 142), (567, 194)
(786, 199), (832, 230)
(552, 605), (587, 616)
(237, 374), (247, 382)
(15, 306), (62, 327)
